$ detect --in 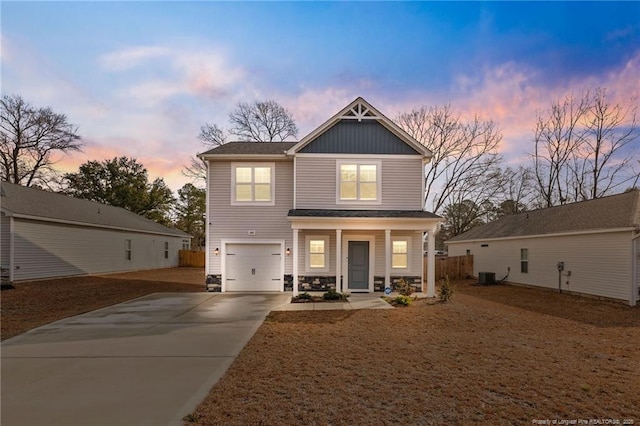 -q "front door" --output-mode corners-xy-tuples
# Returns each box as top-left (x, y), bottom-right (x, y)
(348, 241), (369, 291)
